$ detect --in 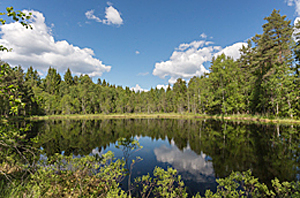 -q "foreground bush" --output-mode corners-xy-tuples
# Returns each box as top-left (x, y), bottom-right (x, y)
(197, 170), (300, 198)
(1, 149), (300, 198)
(2, 151), (186, 198)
